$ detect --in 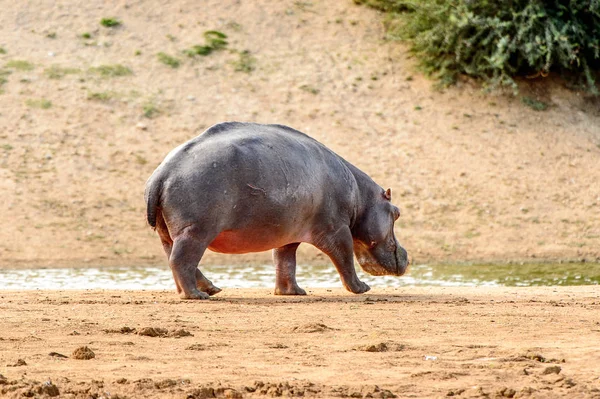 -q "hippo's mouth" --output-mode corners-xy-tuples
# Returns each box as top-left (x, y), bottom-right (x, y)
(394, 244), (409, 276)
